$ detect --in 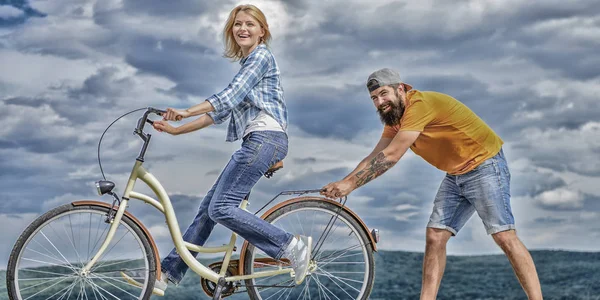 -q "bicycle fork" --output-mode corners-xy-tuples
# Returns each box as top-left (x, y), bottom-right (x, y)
(79, 198), (130, 276)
